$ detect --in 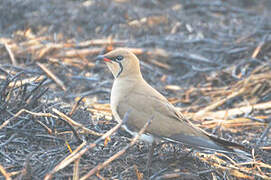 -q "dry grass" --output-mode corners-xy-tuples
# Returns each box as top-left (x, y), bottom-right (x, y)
(0, 1), (271, 179)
